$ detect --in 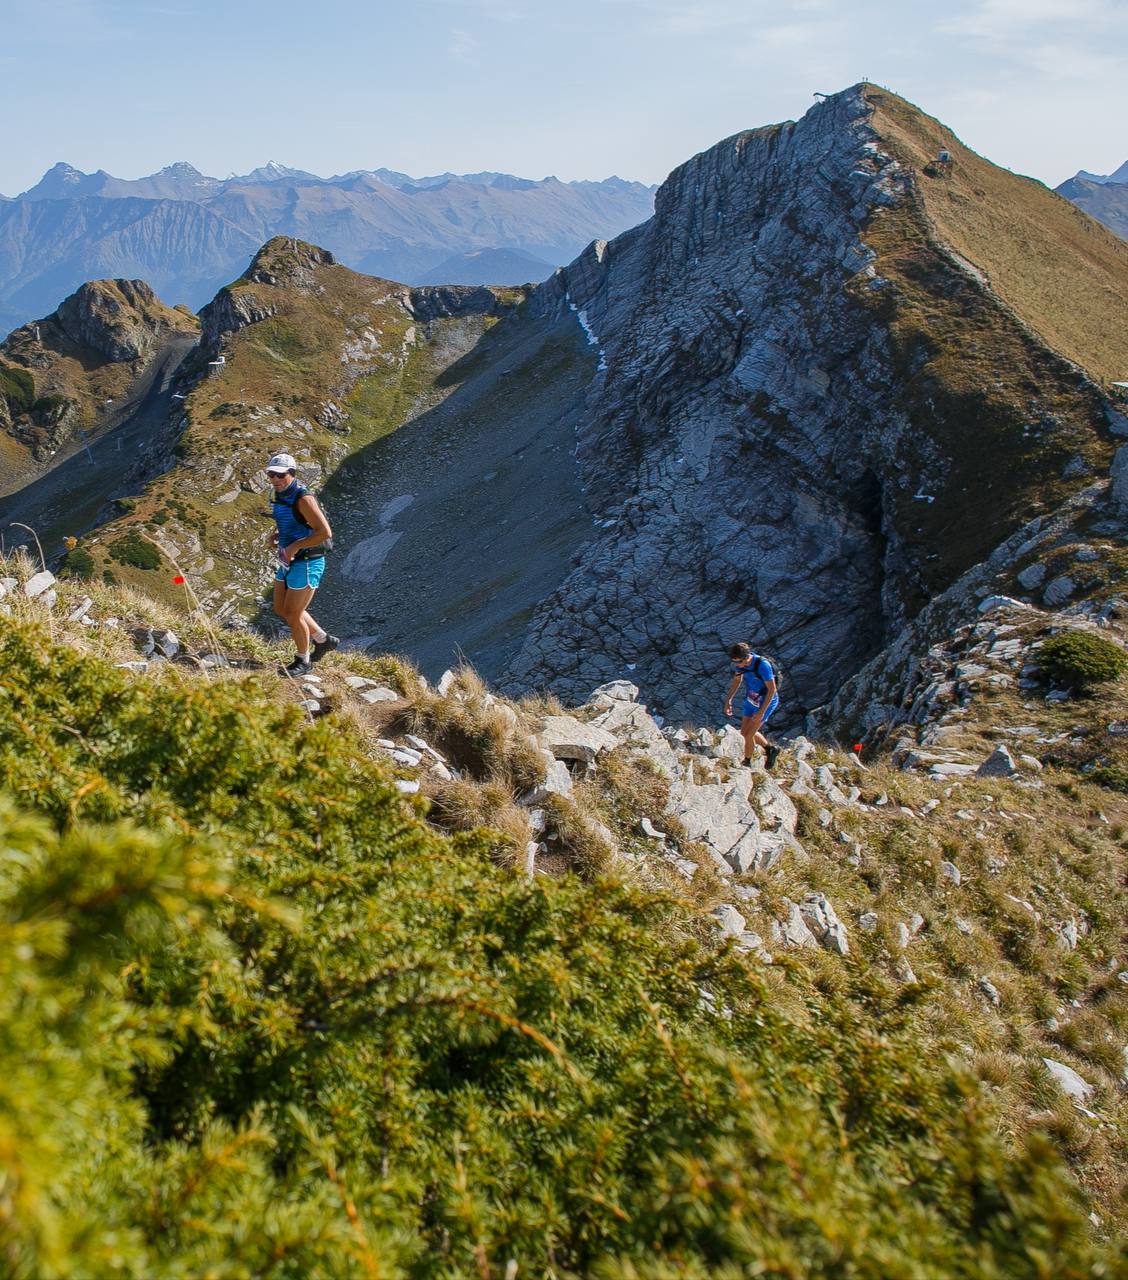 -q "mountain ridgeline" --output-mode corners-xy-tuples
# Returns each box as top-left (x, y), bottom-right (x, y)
(0, 160), (655, 338)
(5, 83), (1128, 732)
